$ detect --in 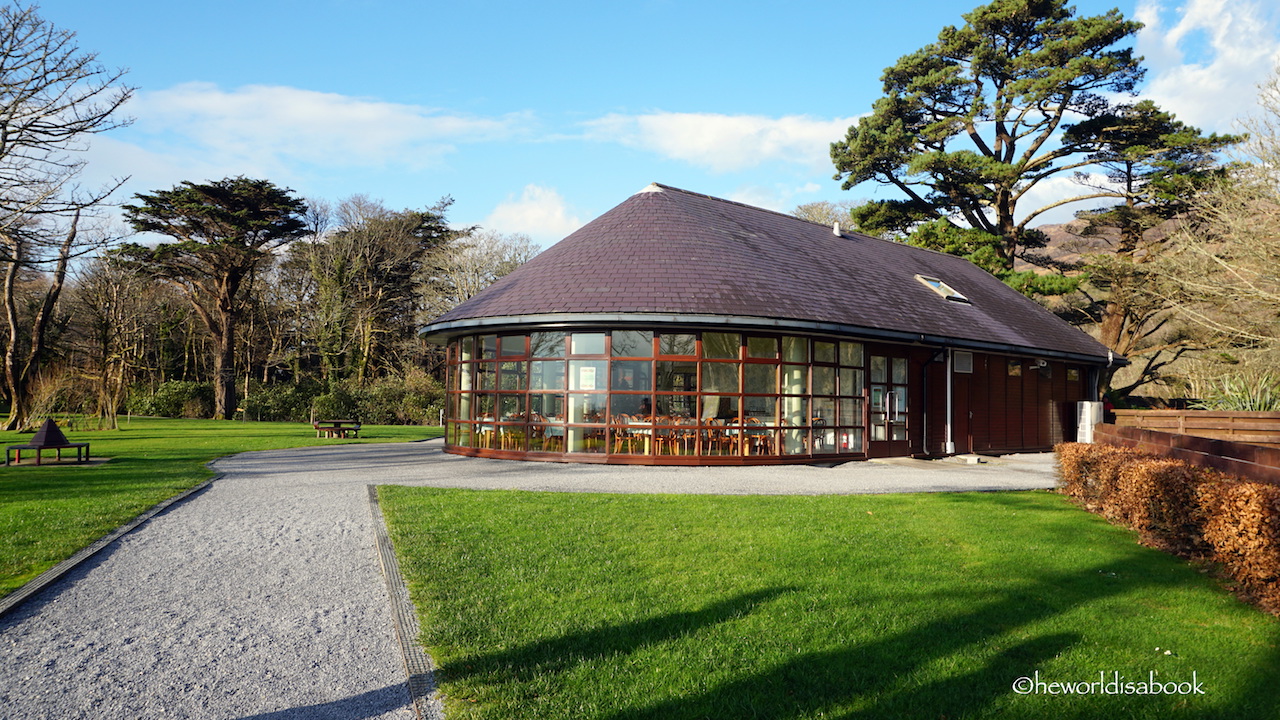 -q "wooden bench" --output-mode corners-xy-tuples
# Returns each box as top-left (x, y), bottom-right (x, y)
(313, 420), (361, 439)
(6, 418), (90, 466)
(6, 441), (90, 466)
